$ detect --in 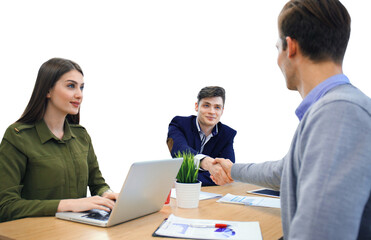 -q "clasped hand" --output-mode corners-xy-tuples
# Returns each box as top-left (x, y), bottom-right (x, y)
(201, 157), (234, 185)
